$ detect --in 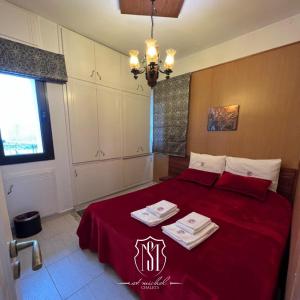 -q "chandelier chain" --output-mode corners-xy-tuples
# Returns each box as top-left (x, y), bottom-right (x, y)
(151, 0), (155, 38)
